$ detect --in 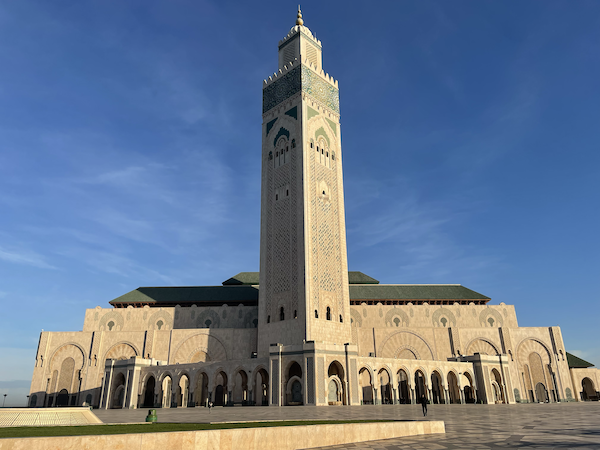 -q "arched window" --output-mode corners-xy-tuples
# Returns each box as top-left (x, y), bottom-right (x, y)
(315, 310), (319, 319)
(268, 151), (273, 160)
(294, 310), (297, 319)
(280, 307), (285, 321)
(292, 139), (296, 148)
(331, 152), (335, 161)
(267, 315), (270, 324)
(326, 307), (331, 321)
(339, 315), (343, 323)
